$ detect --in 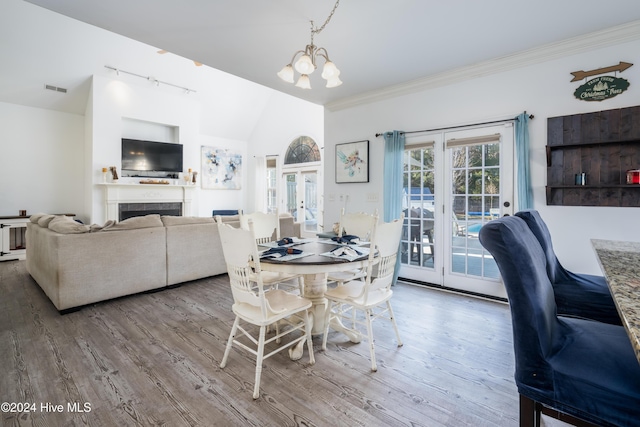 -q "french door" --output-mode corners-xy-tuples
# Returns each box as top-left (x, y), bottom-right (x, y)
(282, 166), (320, 237)
(399, 124), (513, 298)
